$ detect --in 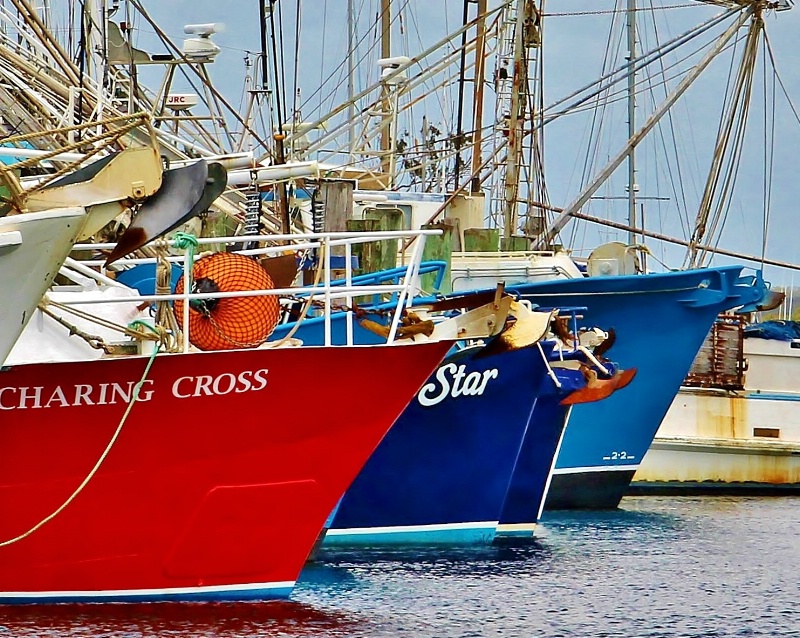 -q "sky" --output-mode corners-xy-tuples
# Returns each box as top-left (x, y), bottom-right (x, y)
(131, 0), (800, 286)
